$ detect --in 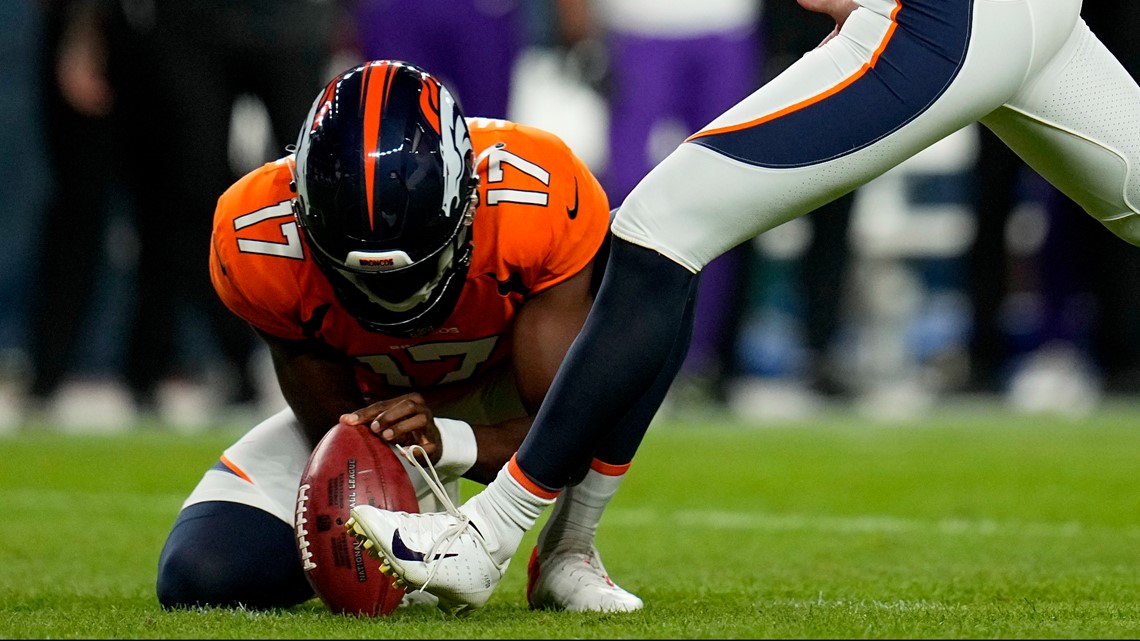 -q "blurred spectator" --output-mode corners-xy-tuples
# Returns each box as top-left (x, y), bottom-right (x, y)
(29, 0), (342, 431)
(0, 0), (51, 430)
(557, 0), (763, 410)
(965, 1), (1140, 411)
(105, 0), (342, 427)
(761, 0), (858, 400)
(963, 126), (1023, 394)
(1035, 2), (1140, 398)
(27, 0), (136, 431)
(350, 0), (526, 119)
